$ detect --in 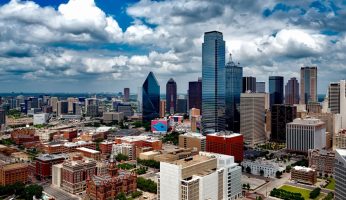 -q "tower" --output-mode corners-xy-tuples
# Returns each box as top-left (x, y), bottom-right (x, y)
(300, 66), (317, 104)
(142, 72), (160, 123)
